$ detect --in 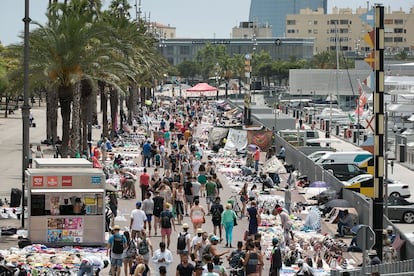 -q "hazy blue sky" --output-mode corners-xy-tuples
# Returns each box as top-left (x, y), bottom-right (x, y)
(0, 0), (413, 45)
